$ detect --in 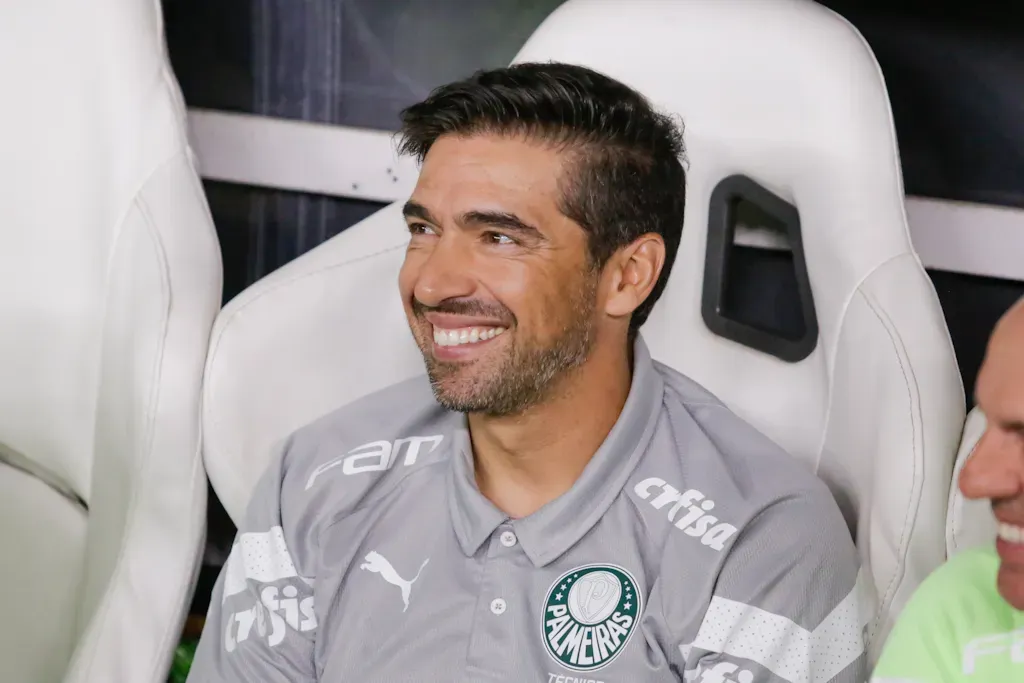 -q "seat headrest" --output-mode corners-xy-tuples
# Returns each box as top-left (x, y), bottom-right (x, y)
(516, 0), (911, 302)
